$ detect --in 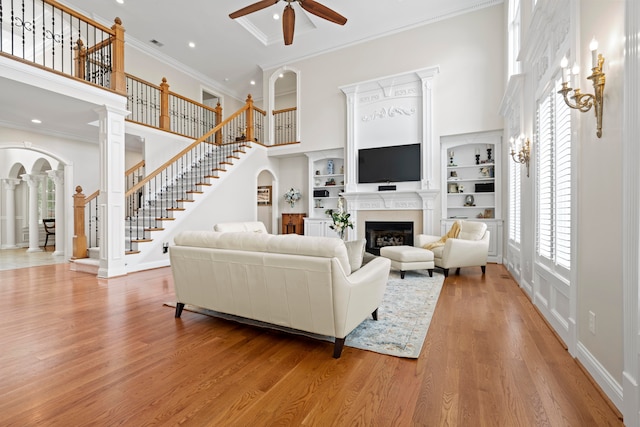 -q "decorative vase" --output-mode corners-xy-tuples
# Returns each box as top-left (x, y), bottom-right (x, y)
(327, 159), (334, 175)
